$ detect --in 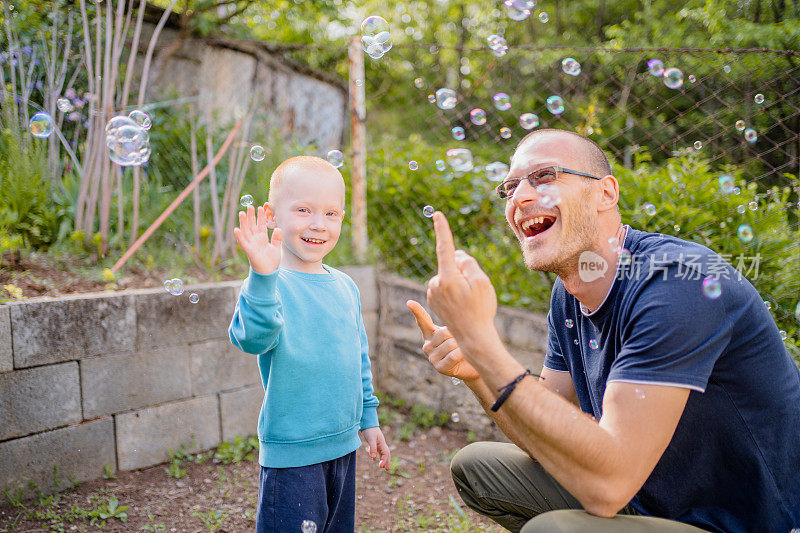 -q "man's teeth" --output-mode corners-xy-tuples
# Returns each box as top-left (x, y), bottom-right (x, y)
(521, 216), (548, 232)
